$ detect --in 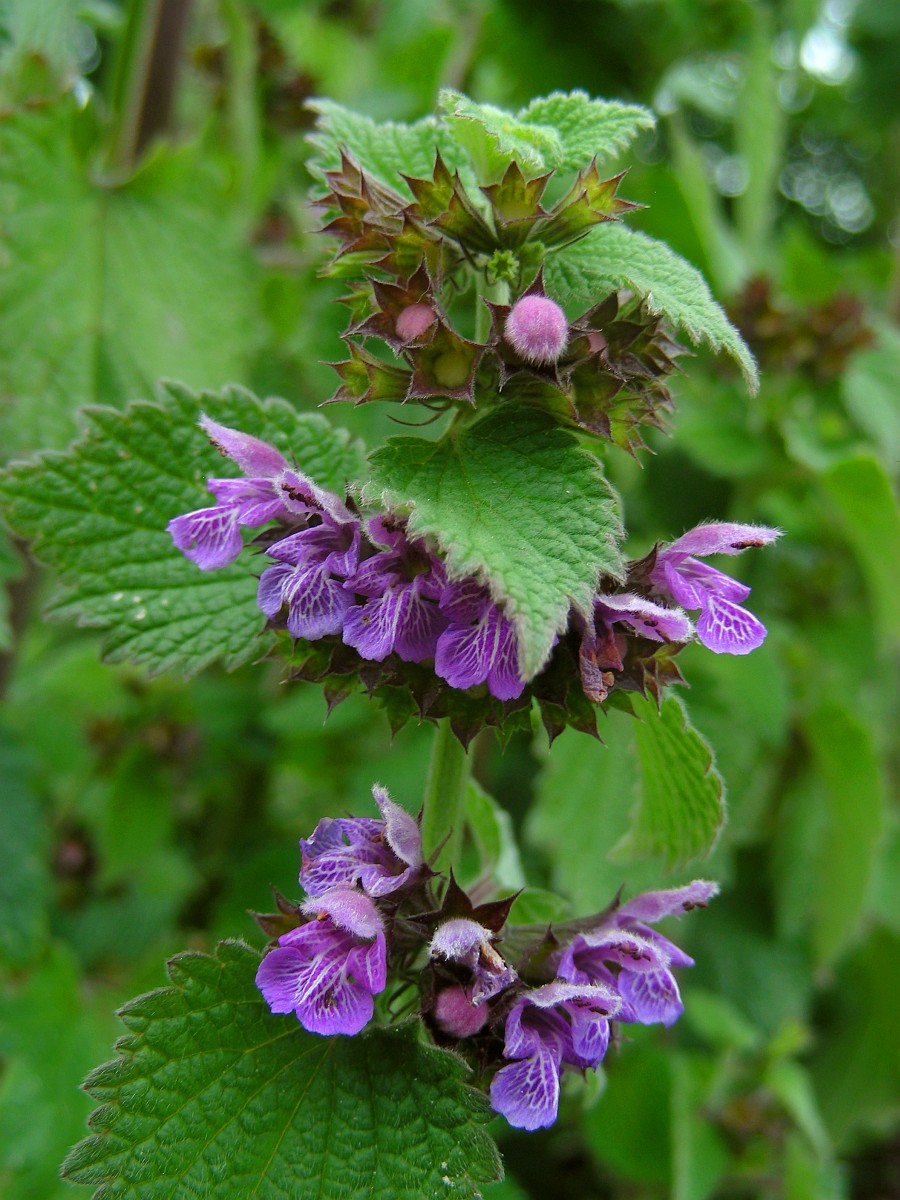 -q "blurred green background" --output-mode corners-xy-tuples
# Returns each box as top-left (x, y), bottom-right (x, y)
(0, 1), (897, 1197)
